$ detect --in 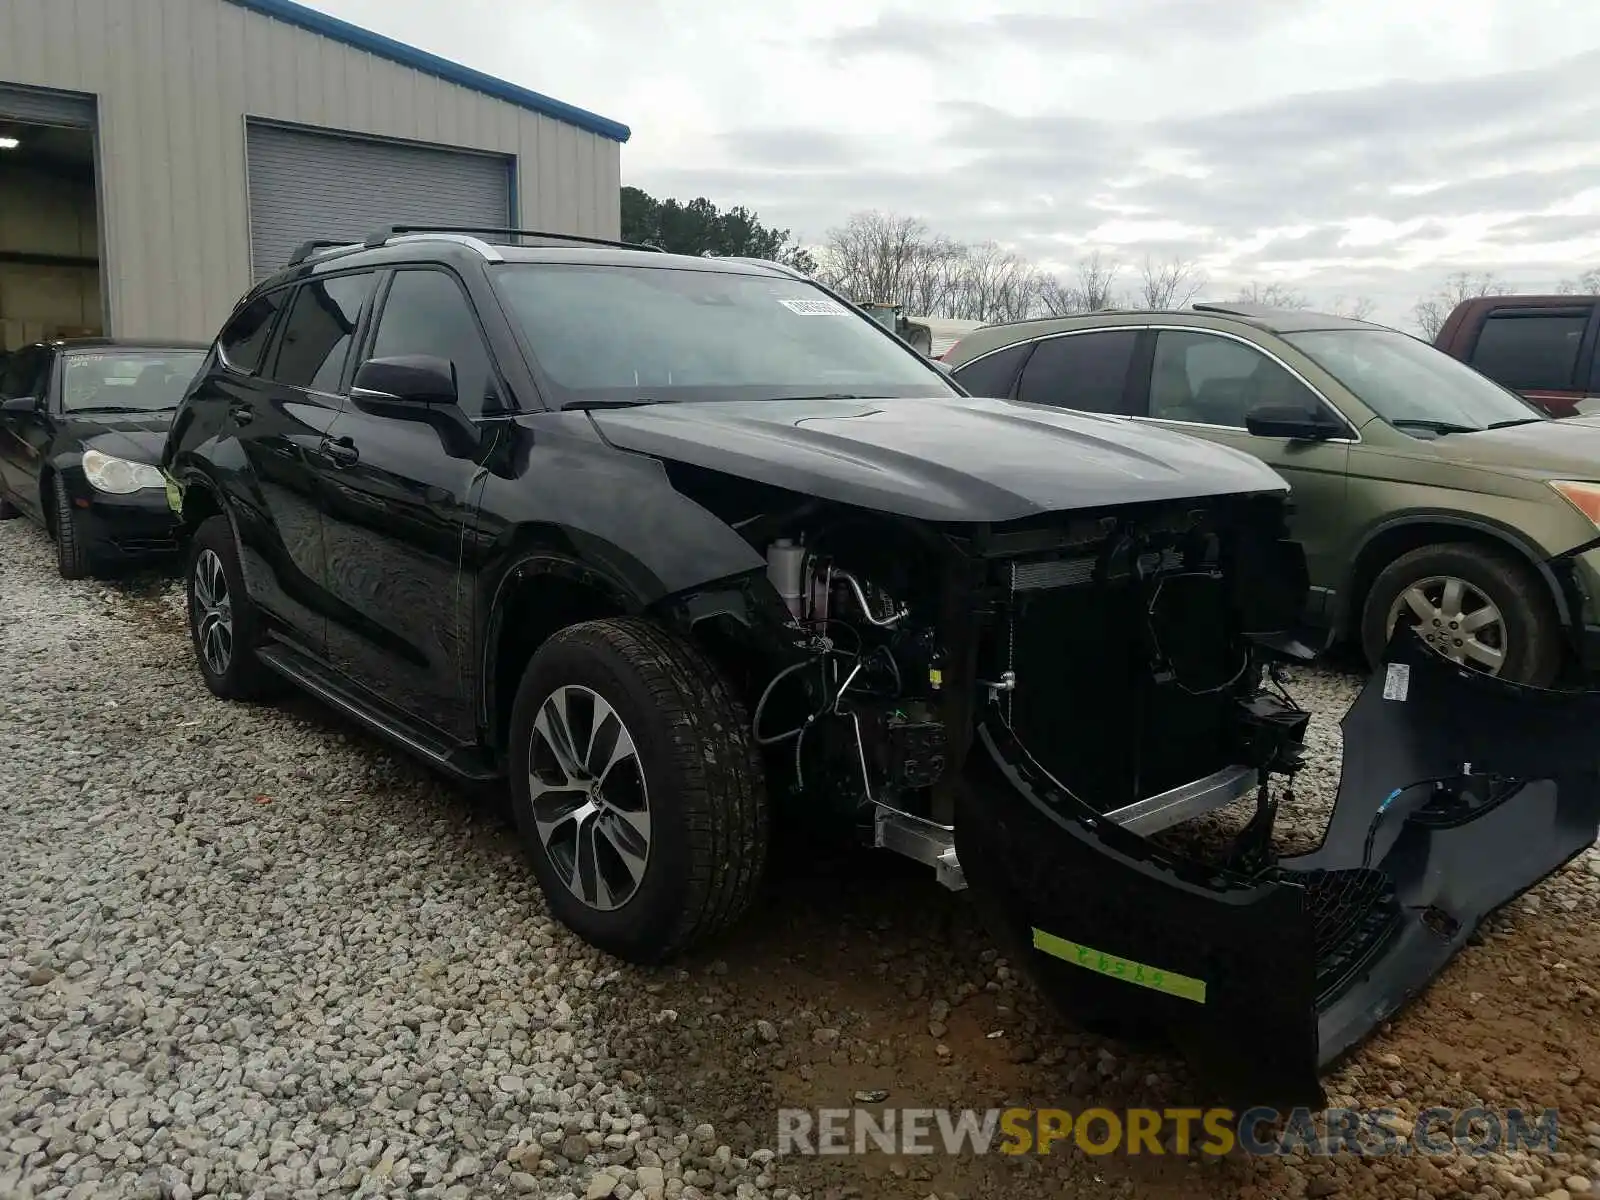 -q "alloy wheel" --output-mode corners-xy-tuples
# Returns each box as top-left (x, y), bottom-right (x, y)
(527, 684), (652, 911)
(1385, 575), (1508, 675)
(193, 548), (234, 677)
